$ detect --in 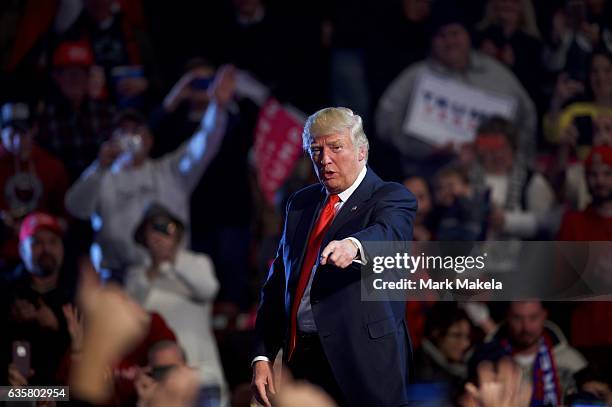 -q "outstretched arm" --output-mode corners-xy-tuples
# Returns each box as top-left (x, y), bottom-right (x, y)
(166, 65), (236, 191)
(322, 185), (417, 269)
